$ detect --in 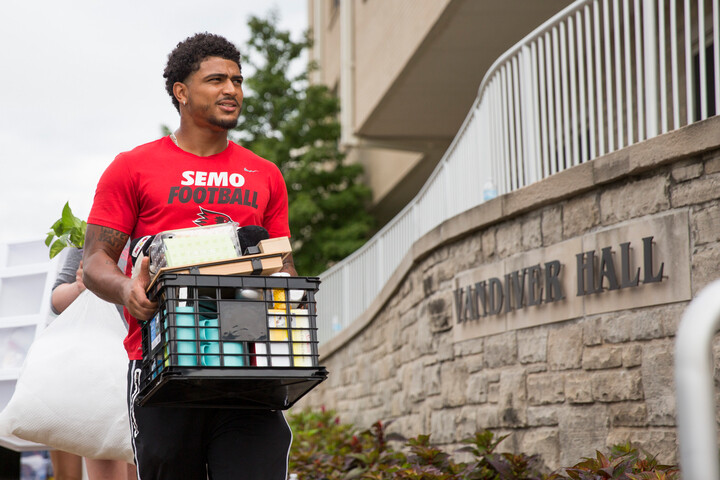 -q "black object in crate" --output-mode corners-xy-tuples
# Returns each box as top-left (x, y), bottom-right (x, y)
(138, 273), (327, 409)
